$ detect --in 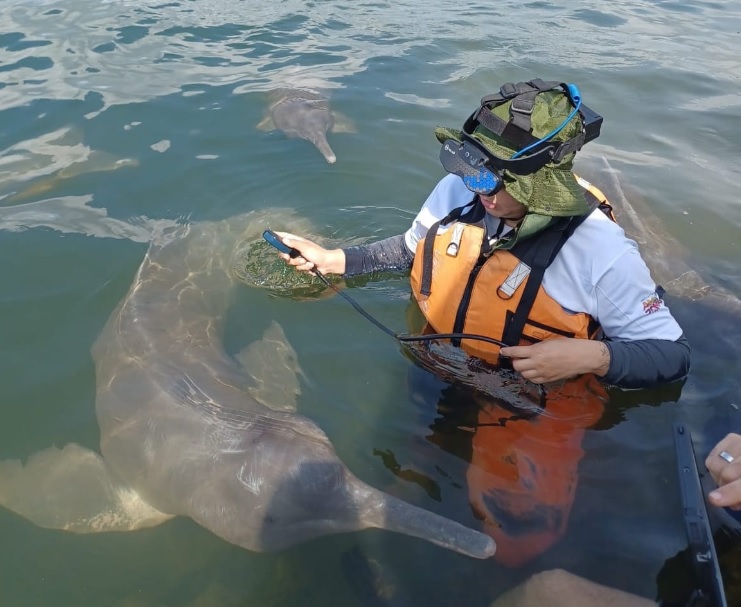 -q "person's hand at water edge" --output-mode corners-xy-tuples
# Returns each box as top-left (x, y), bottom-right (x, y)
(274, 231), (347, 275)
(705, 432), (741, 510)
(500, 338), (611, 384)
